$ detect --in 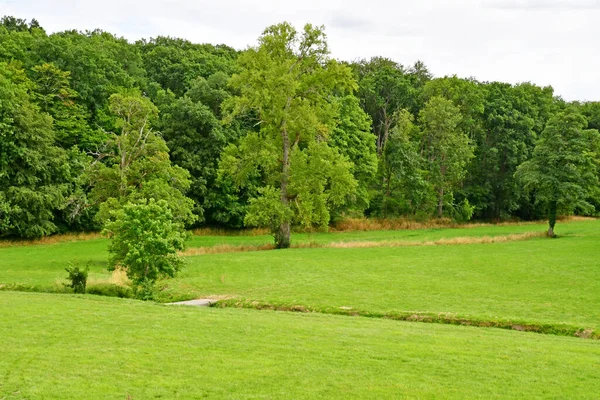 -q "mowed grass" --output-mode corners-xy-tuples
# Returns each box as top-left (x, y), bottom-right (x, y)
(165, 220), (600, 331)
(0, 219), (568, 287)
(1, 220), (599, 332)
(1, 291), (600, 399)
